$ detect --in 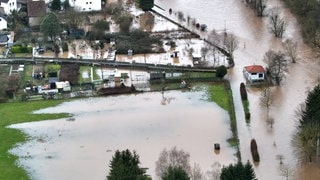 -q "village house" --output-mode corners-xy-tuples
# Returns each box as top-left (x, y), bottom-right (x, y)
(0, 13), (7, 30)
(68, 0), (101, 12)
(27, 0), (46, 28)
(0, 0), (17, 14)
(243, 65), (265, 83)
